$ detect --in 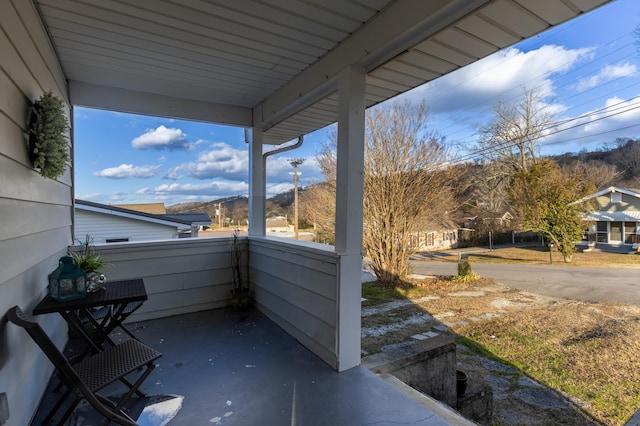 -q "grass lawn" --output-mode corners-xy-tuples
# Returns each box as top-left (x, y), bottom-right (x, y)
(362, 268), (640, 425)
(438, 245), (640, 268)
(459, 301), (640, 425)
